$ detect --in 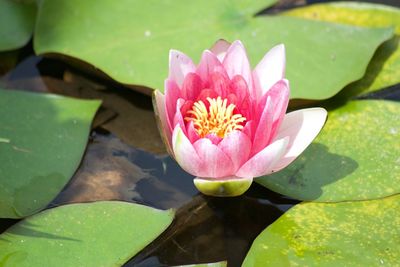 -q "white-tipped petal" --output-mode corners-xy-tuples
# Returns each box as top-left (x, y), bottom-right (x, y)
(210, 39), (231, 62)
(236, 137), (289, 178)
(222, 40), (253, 88)
(169, 50), (196, 87)
(272, 108), (327, 171)
(172, 126), (202, 176)
(253, 44), (286, 98)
